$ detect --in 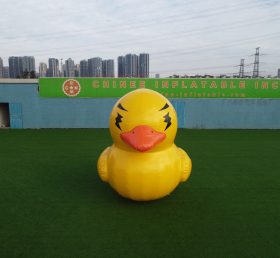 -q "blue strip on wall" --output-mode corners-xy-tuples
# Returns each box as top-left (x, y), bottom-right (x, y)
(9, 103), (23, 129)
(171, 100), (186, 128)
